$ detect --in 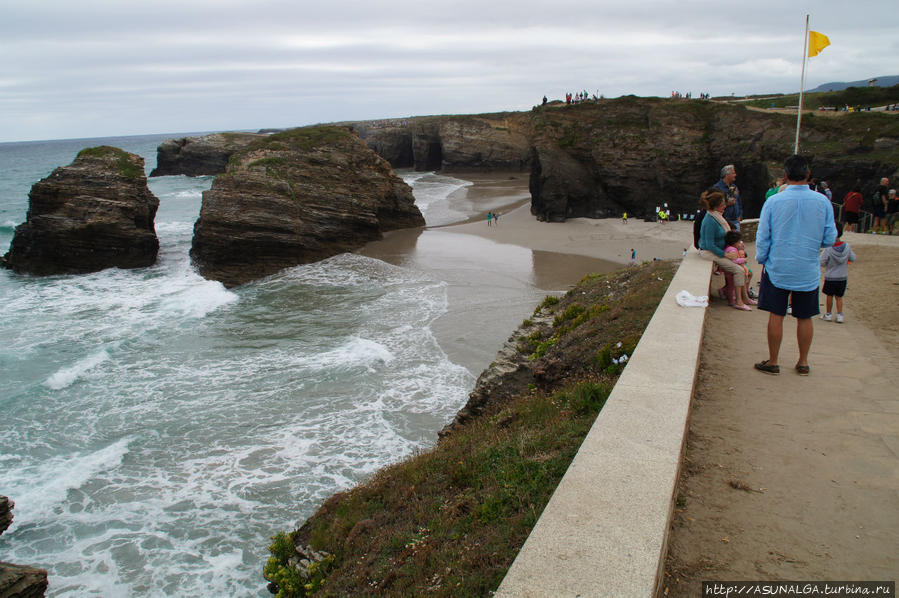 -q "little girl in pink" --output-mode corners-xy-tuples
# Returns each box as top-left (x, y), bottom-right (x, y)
(724, 230), (756, 305)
